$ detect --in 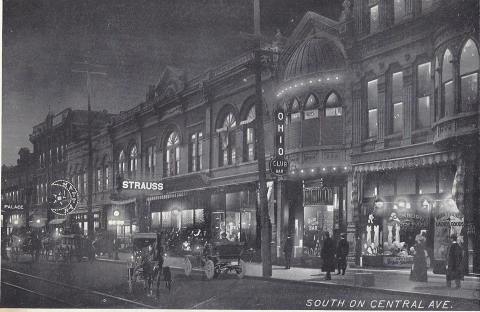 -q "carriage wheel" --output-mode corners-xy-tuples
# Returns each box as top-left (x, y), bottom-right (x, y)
(204, 260), (215, 280)
(184, 257), (192, 277)
(236, 260), (246, 279)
